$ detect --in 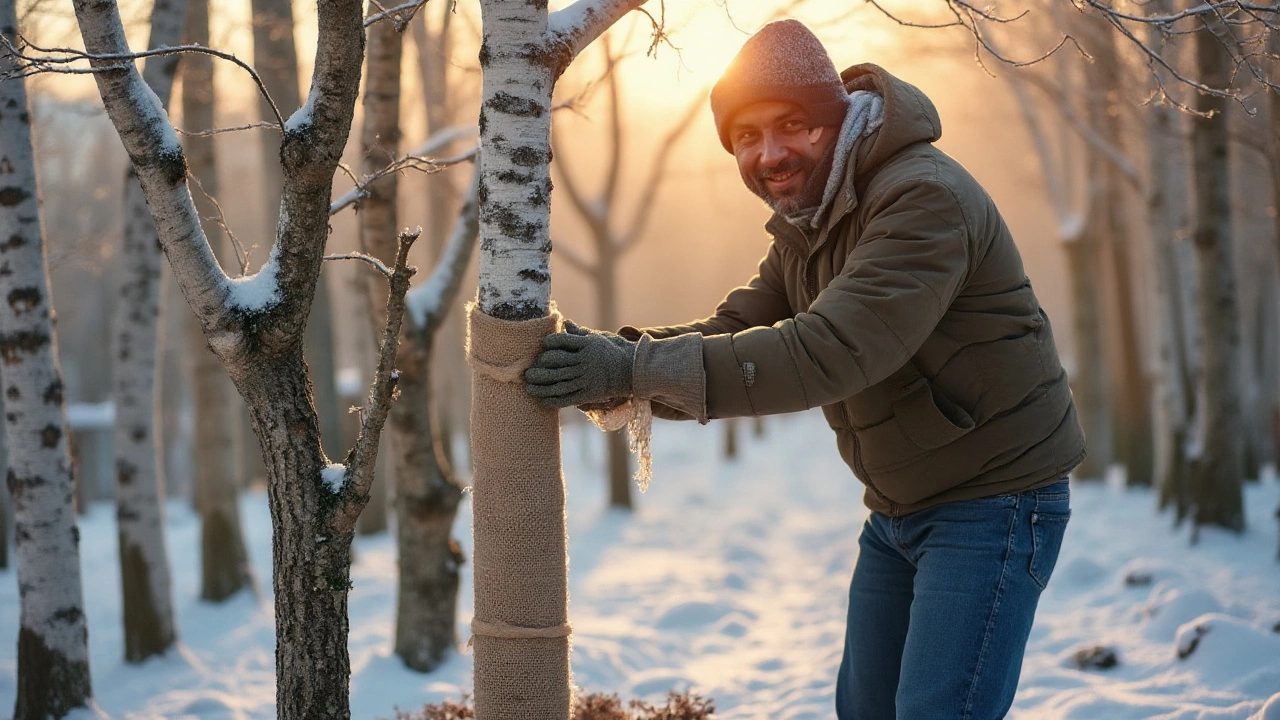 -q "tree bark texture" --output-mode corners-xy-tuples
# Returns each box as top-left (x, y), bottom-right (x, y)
(110, 0), (188, 663)
(182, 0), (253, 602)
(1086, 28), (1154, 487)
(0, 6), (94, 715)
(72, 0), (388, 716)
(1189, 17), (1246, 533)
(250, 0), (344, 477)
(394, 167), (480, 672)
(473, 1), (648, 715)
